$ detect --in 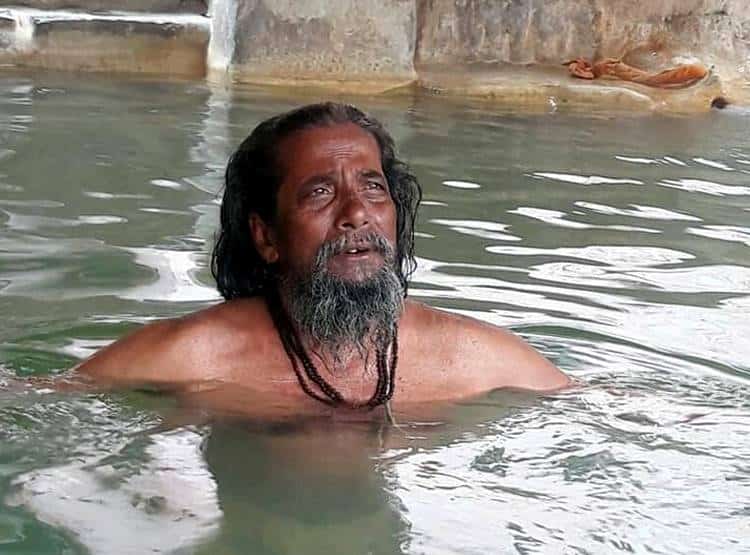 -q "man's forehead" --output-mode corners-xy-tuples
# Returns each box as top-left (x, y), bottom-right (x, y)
(277, 123), (383, 179)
